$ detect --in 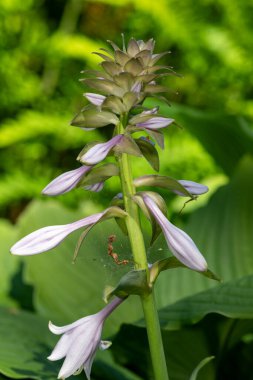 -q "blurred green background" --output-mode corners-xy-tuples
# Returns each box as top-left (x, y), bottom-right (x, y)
(1, 0), (253, 379)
